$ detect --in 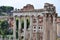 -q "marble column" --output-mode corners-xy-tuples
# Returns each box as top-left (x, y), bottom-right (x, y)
(50, 28), (53, 40)
(43, 14), (47, 40)
(29, 16), (33, 40)
(36, 16), (39, 40)
(49, 15), (53, 40)
(53, 15), (57, 40)
(24, 16), (27, 40)
(18, 16), (21, 40)
(13, 16), (16, 40)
